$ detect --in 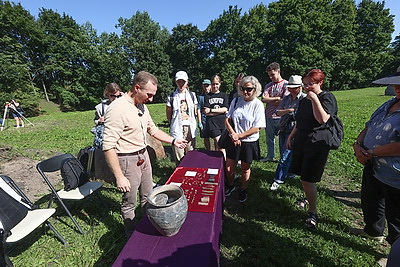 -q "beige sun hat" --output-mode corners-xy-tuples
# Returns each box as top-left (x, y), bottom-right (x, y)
(286, 75), (303, 88)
